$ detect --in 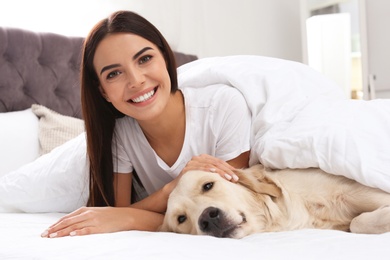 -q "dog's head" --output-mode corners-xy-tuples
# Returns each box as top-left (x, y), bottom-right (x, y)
(160, 164), (282, 238)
